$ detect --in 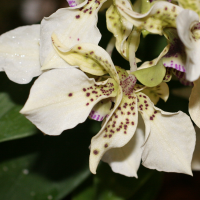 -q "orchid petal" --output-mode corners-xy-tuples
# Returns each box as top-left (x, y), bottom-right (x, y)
(127, 29), (141, 72)
(137, 92), (195, 175)
(53, 40), (120, 82)
(163, 28), (186, 72)
(178, 0), (200, 18)
(176, 9), (200, 82)
(131, 44), (168, 87)
(67, 0), (85, 7)
(89, 99), (112, 121)
(20, 67), (118, 135)
(0, 25), (41, 84)
(163, 68), (172, 82)
(106, 37), (116, 56)
(106, 0), (133, 58)
(40, 0), (105, 70)
(133, 84), (146, 92)
(173, 69), (193, 86)
(189, 77), (200, 128)
(116, 1), (183, 34)
(192, 126), (200, 171)
(132, 60), (166, 87)
(102, 113), (145, 177)
(141, 82), (169, 105)
(90, 93), (138, 174)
